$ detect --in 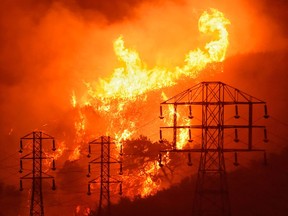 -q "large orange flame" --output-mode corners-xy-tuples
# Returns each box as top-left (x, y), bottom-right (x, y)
(75, 8), (230, 144)
(161, 92), (191, 149)
(72, 8), (230, 197)
(88, 8), (230, 102)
